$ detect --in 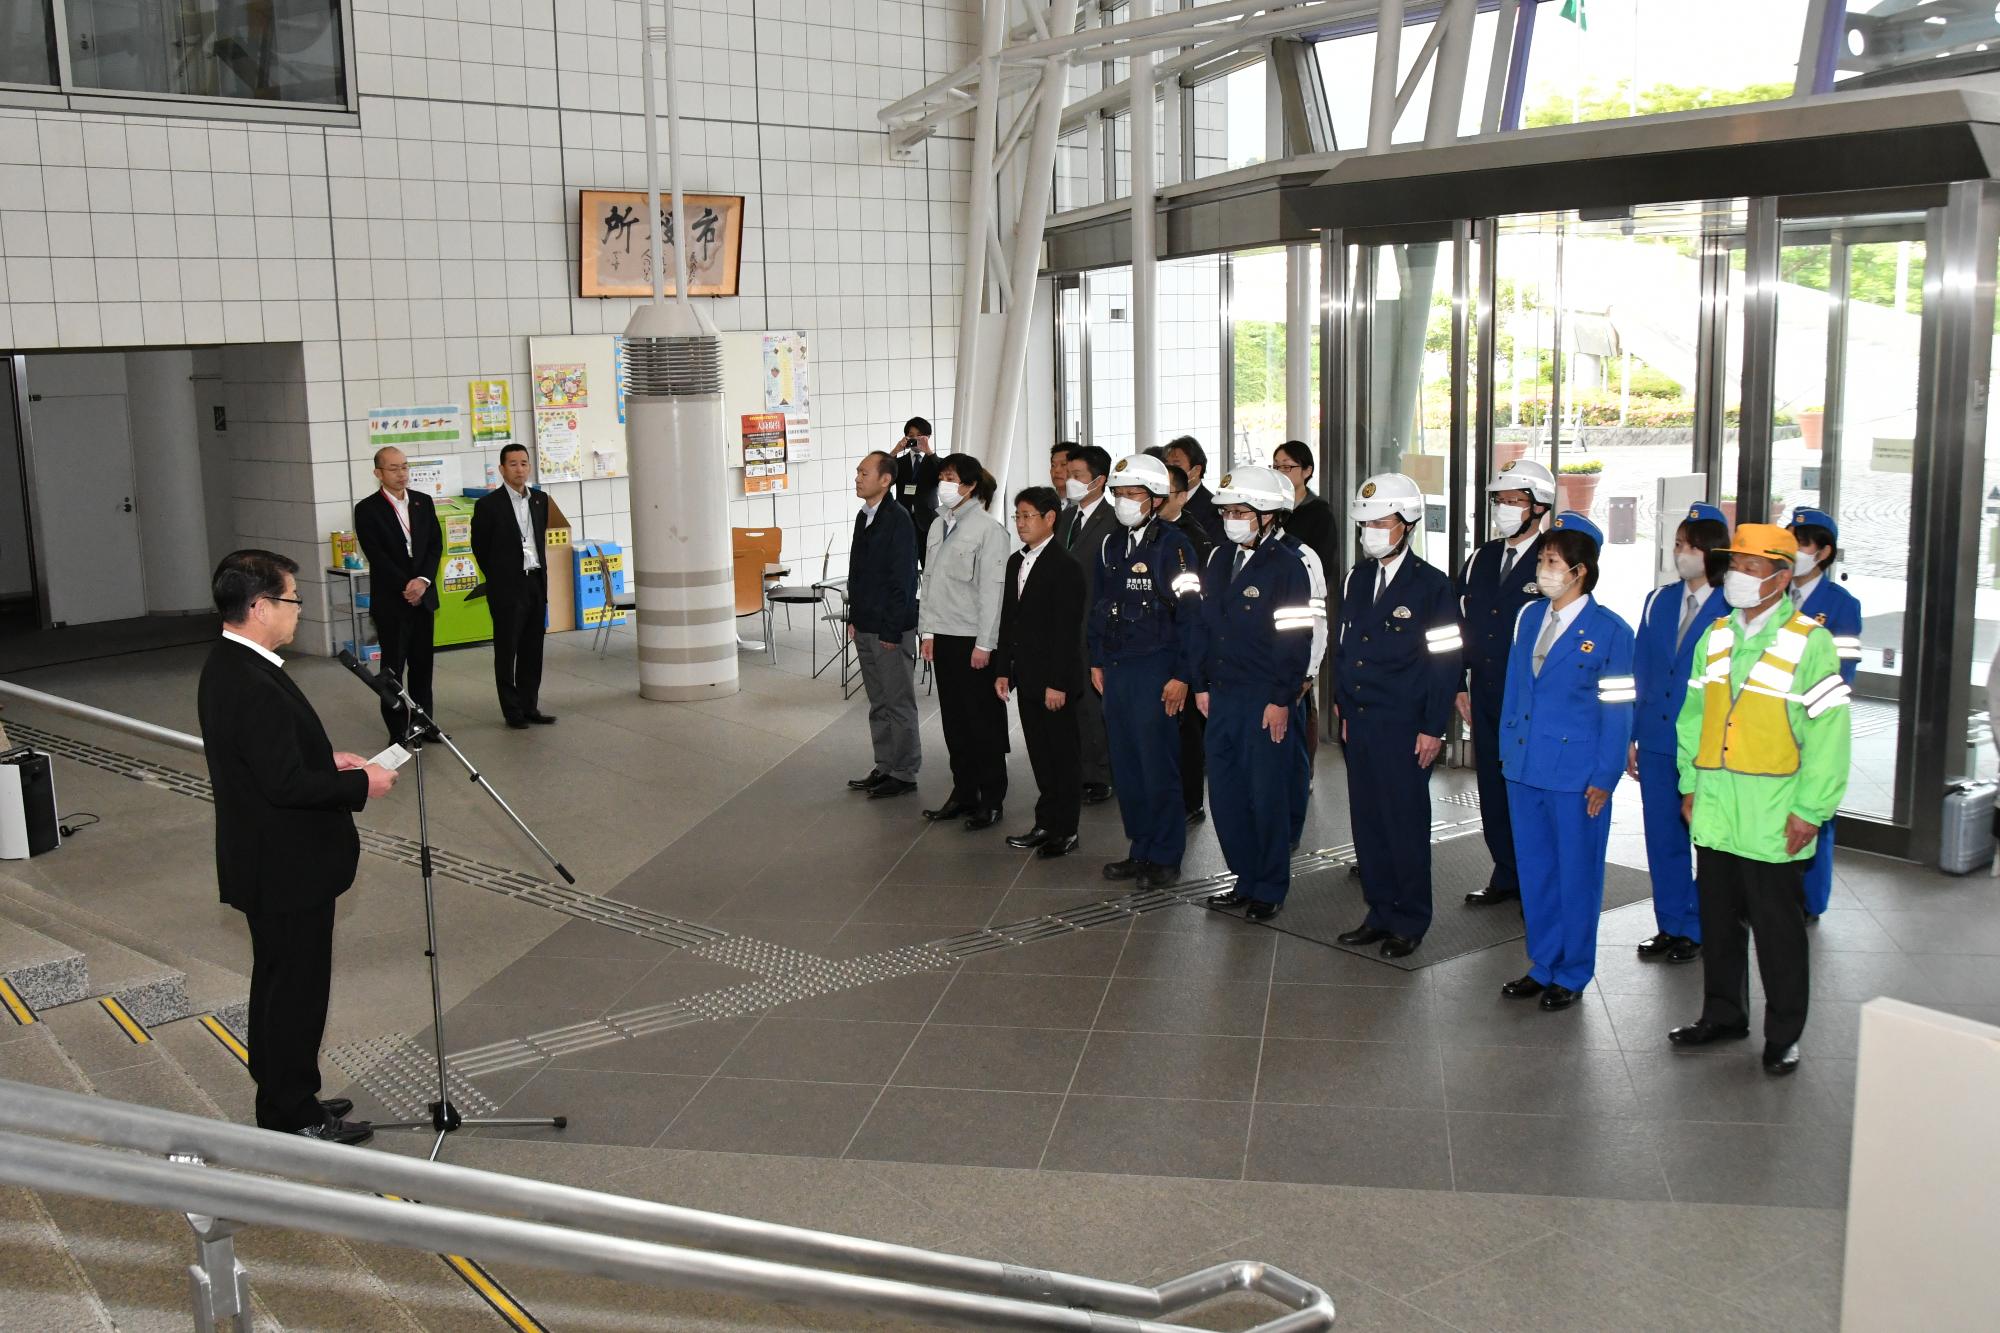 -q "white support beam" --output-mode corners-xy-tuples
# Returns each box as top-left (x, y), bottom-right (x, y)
(1390, 13), (1443, 125)
(1480, 0), (1518, 135)
(1367, 0), (1405, 151)
(950, 0), (1011, 453)
(987, 214), (1015, 307)
(1131, 0), (1159, 457)
(1424, 0), (1475, 147)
